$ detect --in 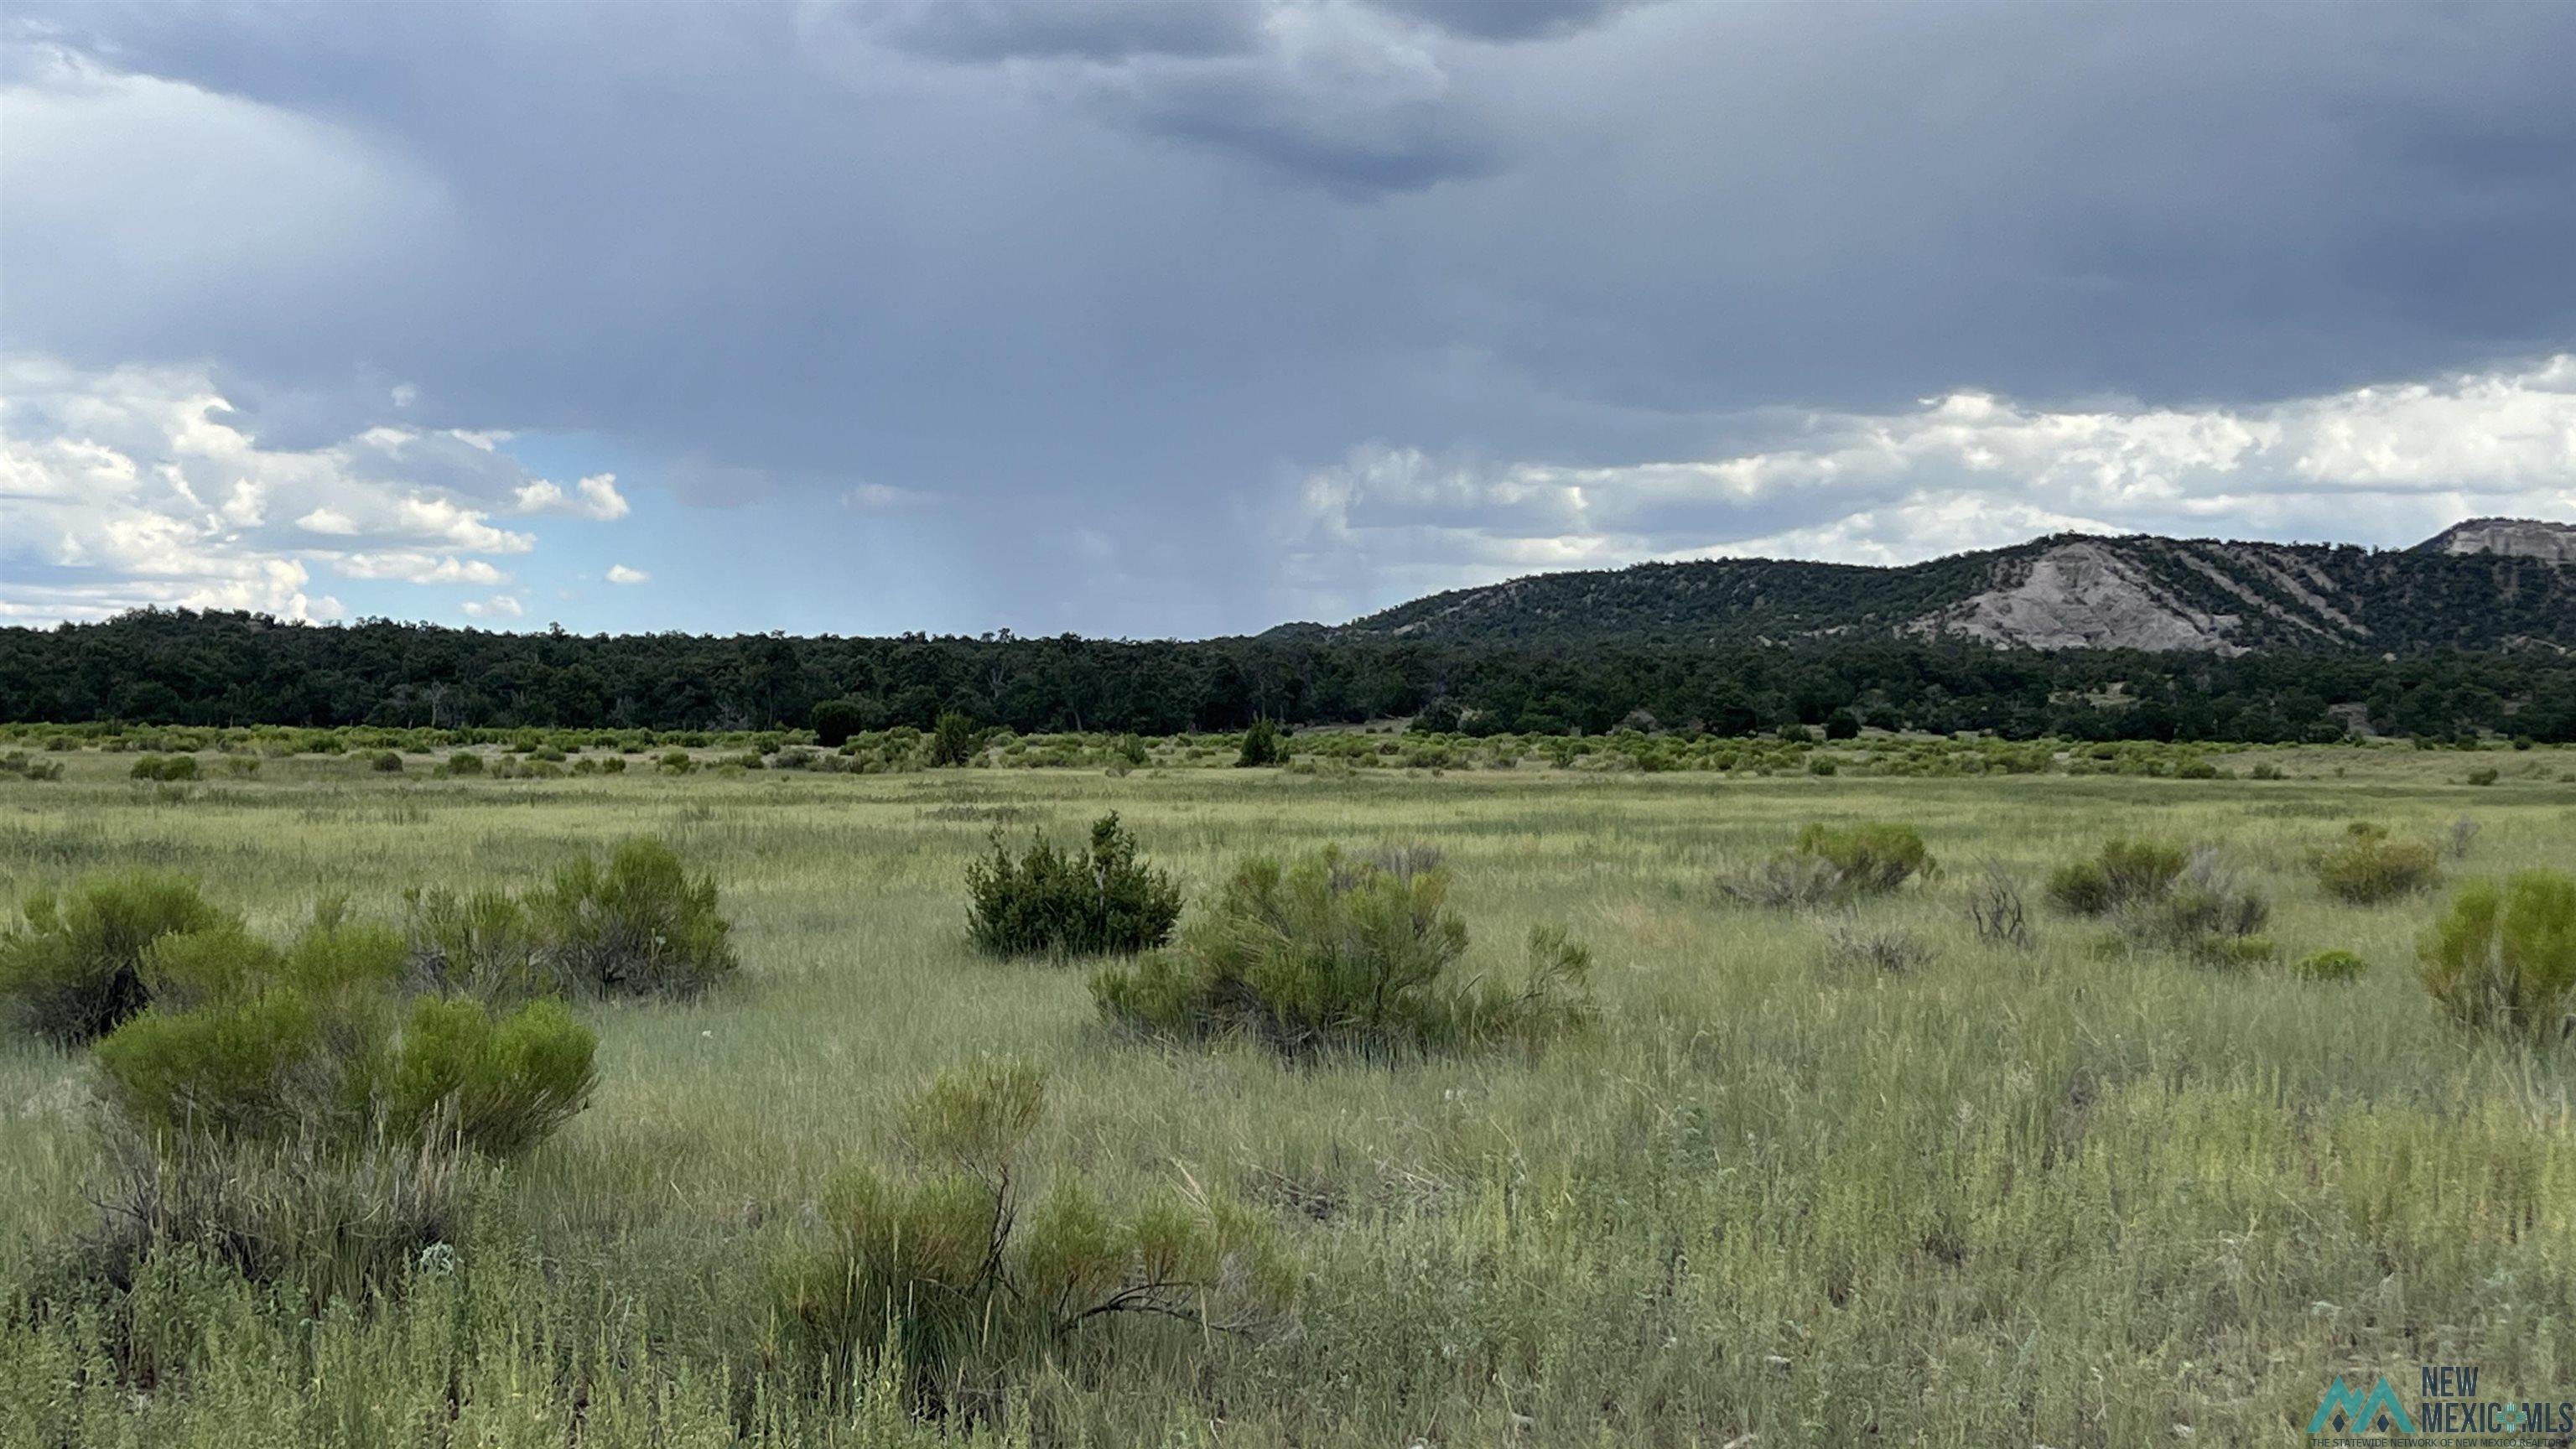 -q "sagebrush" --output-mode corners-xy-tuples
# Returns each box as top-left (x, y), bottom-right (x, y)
(963, 813), (1183, 958)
